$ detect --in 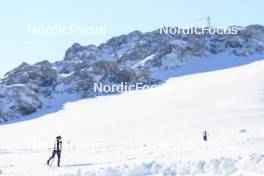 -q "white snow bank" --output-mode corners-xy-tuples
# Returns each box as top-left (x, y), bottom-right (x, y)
(59, 154), (264, 176)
